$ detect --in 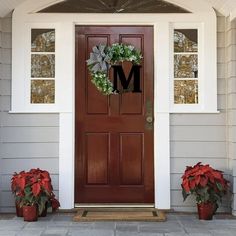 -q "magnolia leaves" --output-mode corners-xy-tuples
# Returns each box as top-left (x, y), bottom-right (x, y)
(86, 43), (142, 95)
